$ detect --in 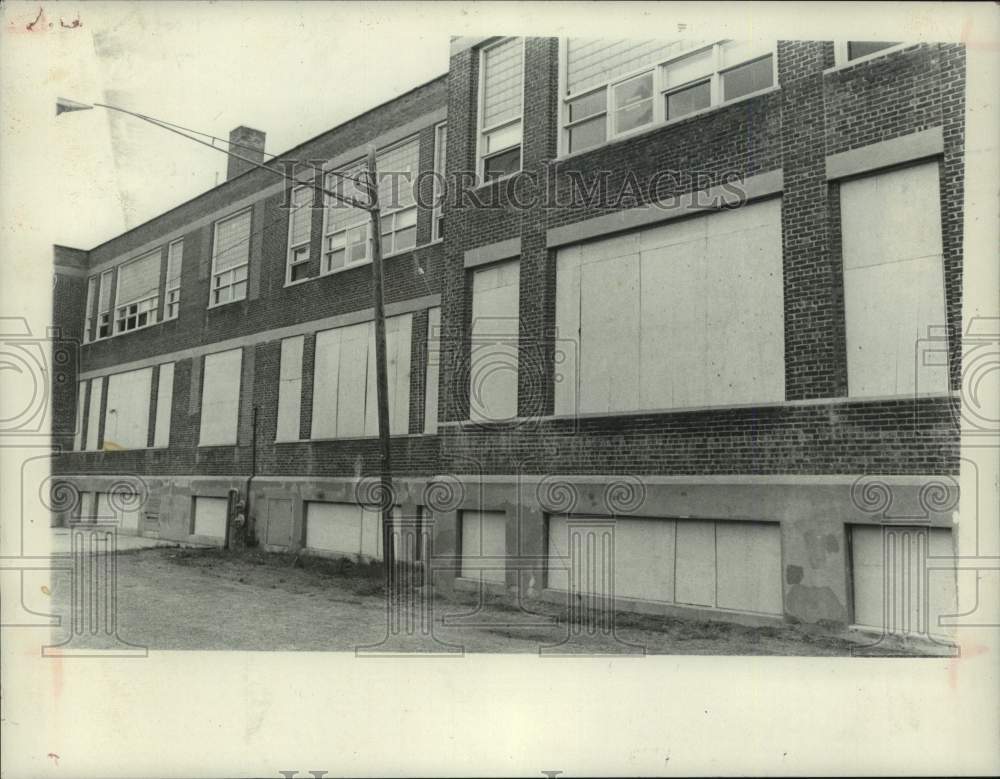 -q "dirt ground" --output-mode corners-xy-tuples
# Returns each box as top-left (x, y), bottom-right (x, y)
(46, 546), (944, 655)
